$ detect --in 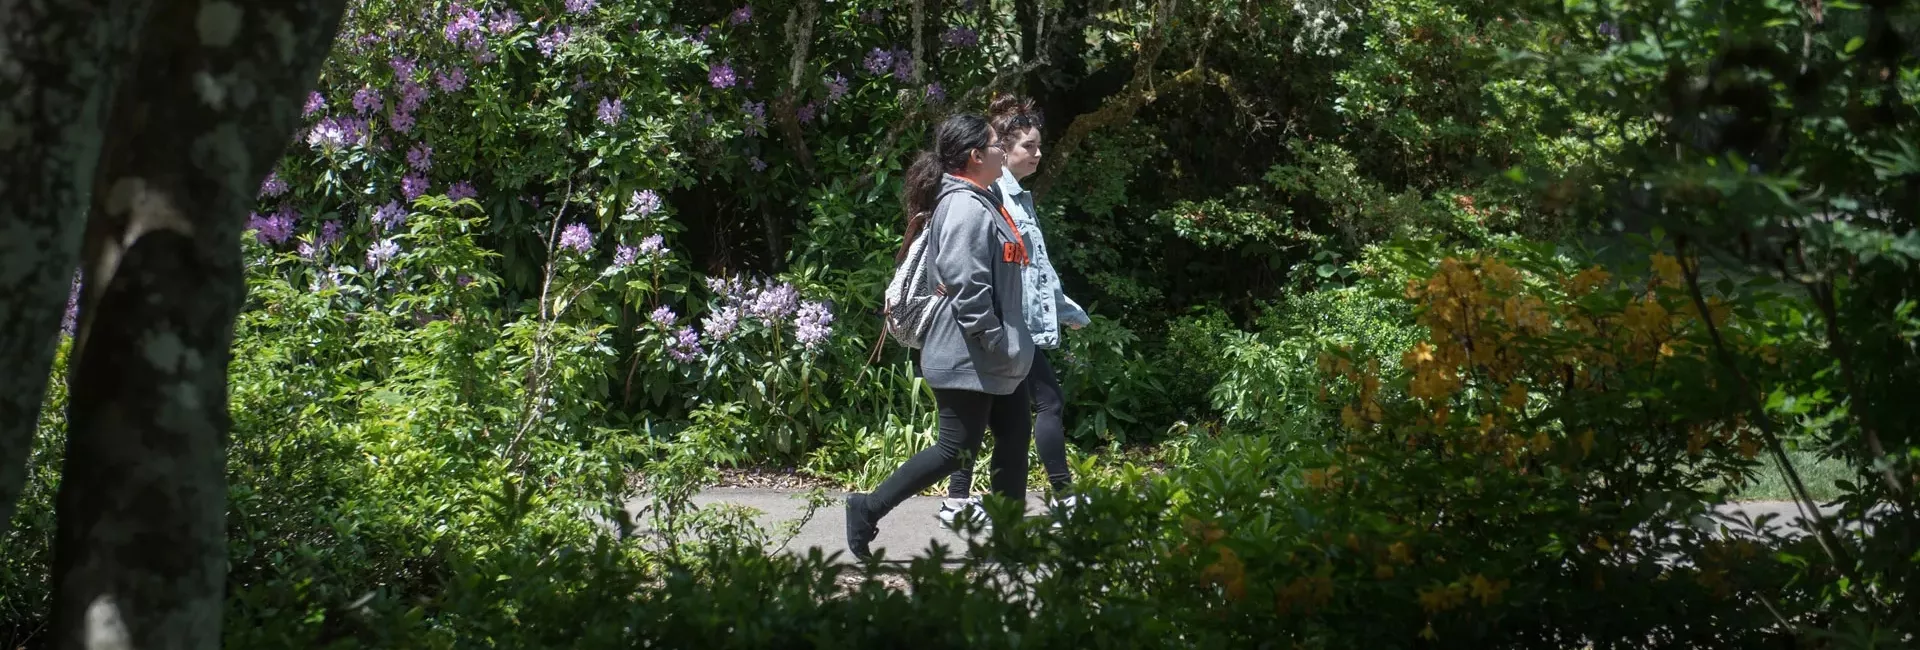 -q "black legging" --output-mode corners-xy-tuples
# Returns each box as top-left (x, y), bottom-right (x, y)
(864, 386), (1031, 521)
(947, 351), (1069, 497)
